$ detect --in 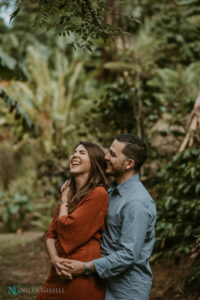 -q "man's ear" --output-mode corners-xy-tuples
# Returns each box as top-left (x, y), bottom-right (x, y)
(125, 159), (135, 170)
